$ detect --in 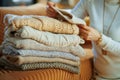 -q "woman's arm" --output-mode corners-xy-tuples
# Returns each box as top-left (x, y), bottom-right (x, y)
(98, 34), (120, 56)
(71, 0), (88, 19)
(78, 24), (120, 56)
